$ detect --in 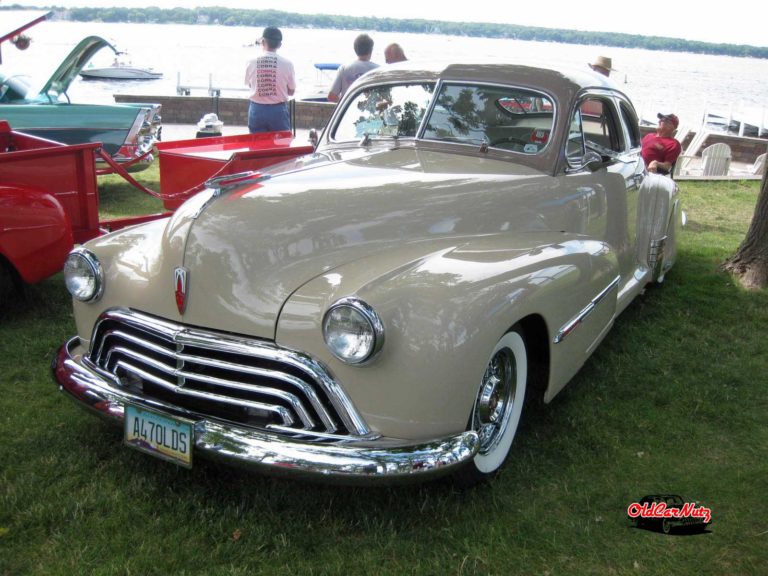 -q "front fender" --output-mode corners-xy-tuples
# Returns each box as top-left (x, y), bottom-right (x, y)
(276, 232), (618, 440)
(0, 185), (73, 283)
